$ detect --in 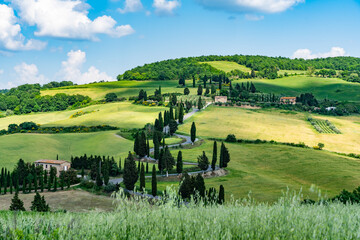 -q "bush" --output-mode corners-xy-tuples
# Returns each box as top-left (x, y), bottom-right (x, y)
(104, 183), (117, 193)
(80, 180), (95, 189)
(225, 134), (237, 143)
